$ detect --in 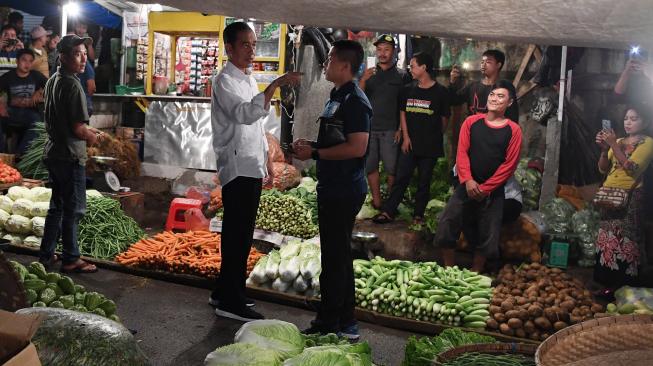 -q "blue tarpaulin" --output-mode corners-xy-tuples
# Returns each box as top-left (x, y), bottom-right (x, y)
(5, 0), (122, 29)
